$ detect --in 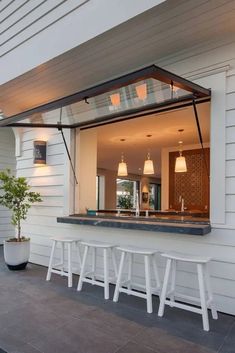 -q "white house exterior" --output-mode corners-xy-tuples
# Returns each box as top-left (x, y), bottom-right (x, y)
(1, 0), (235, 315)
